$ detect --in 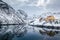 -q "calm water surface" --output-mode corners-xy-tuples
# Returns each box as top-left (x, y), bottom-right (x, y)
(12, 25), (60, 40)
(0, 25), (60, 40)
